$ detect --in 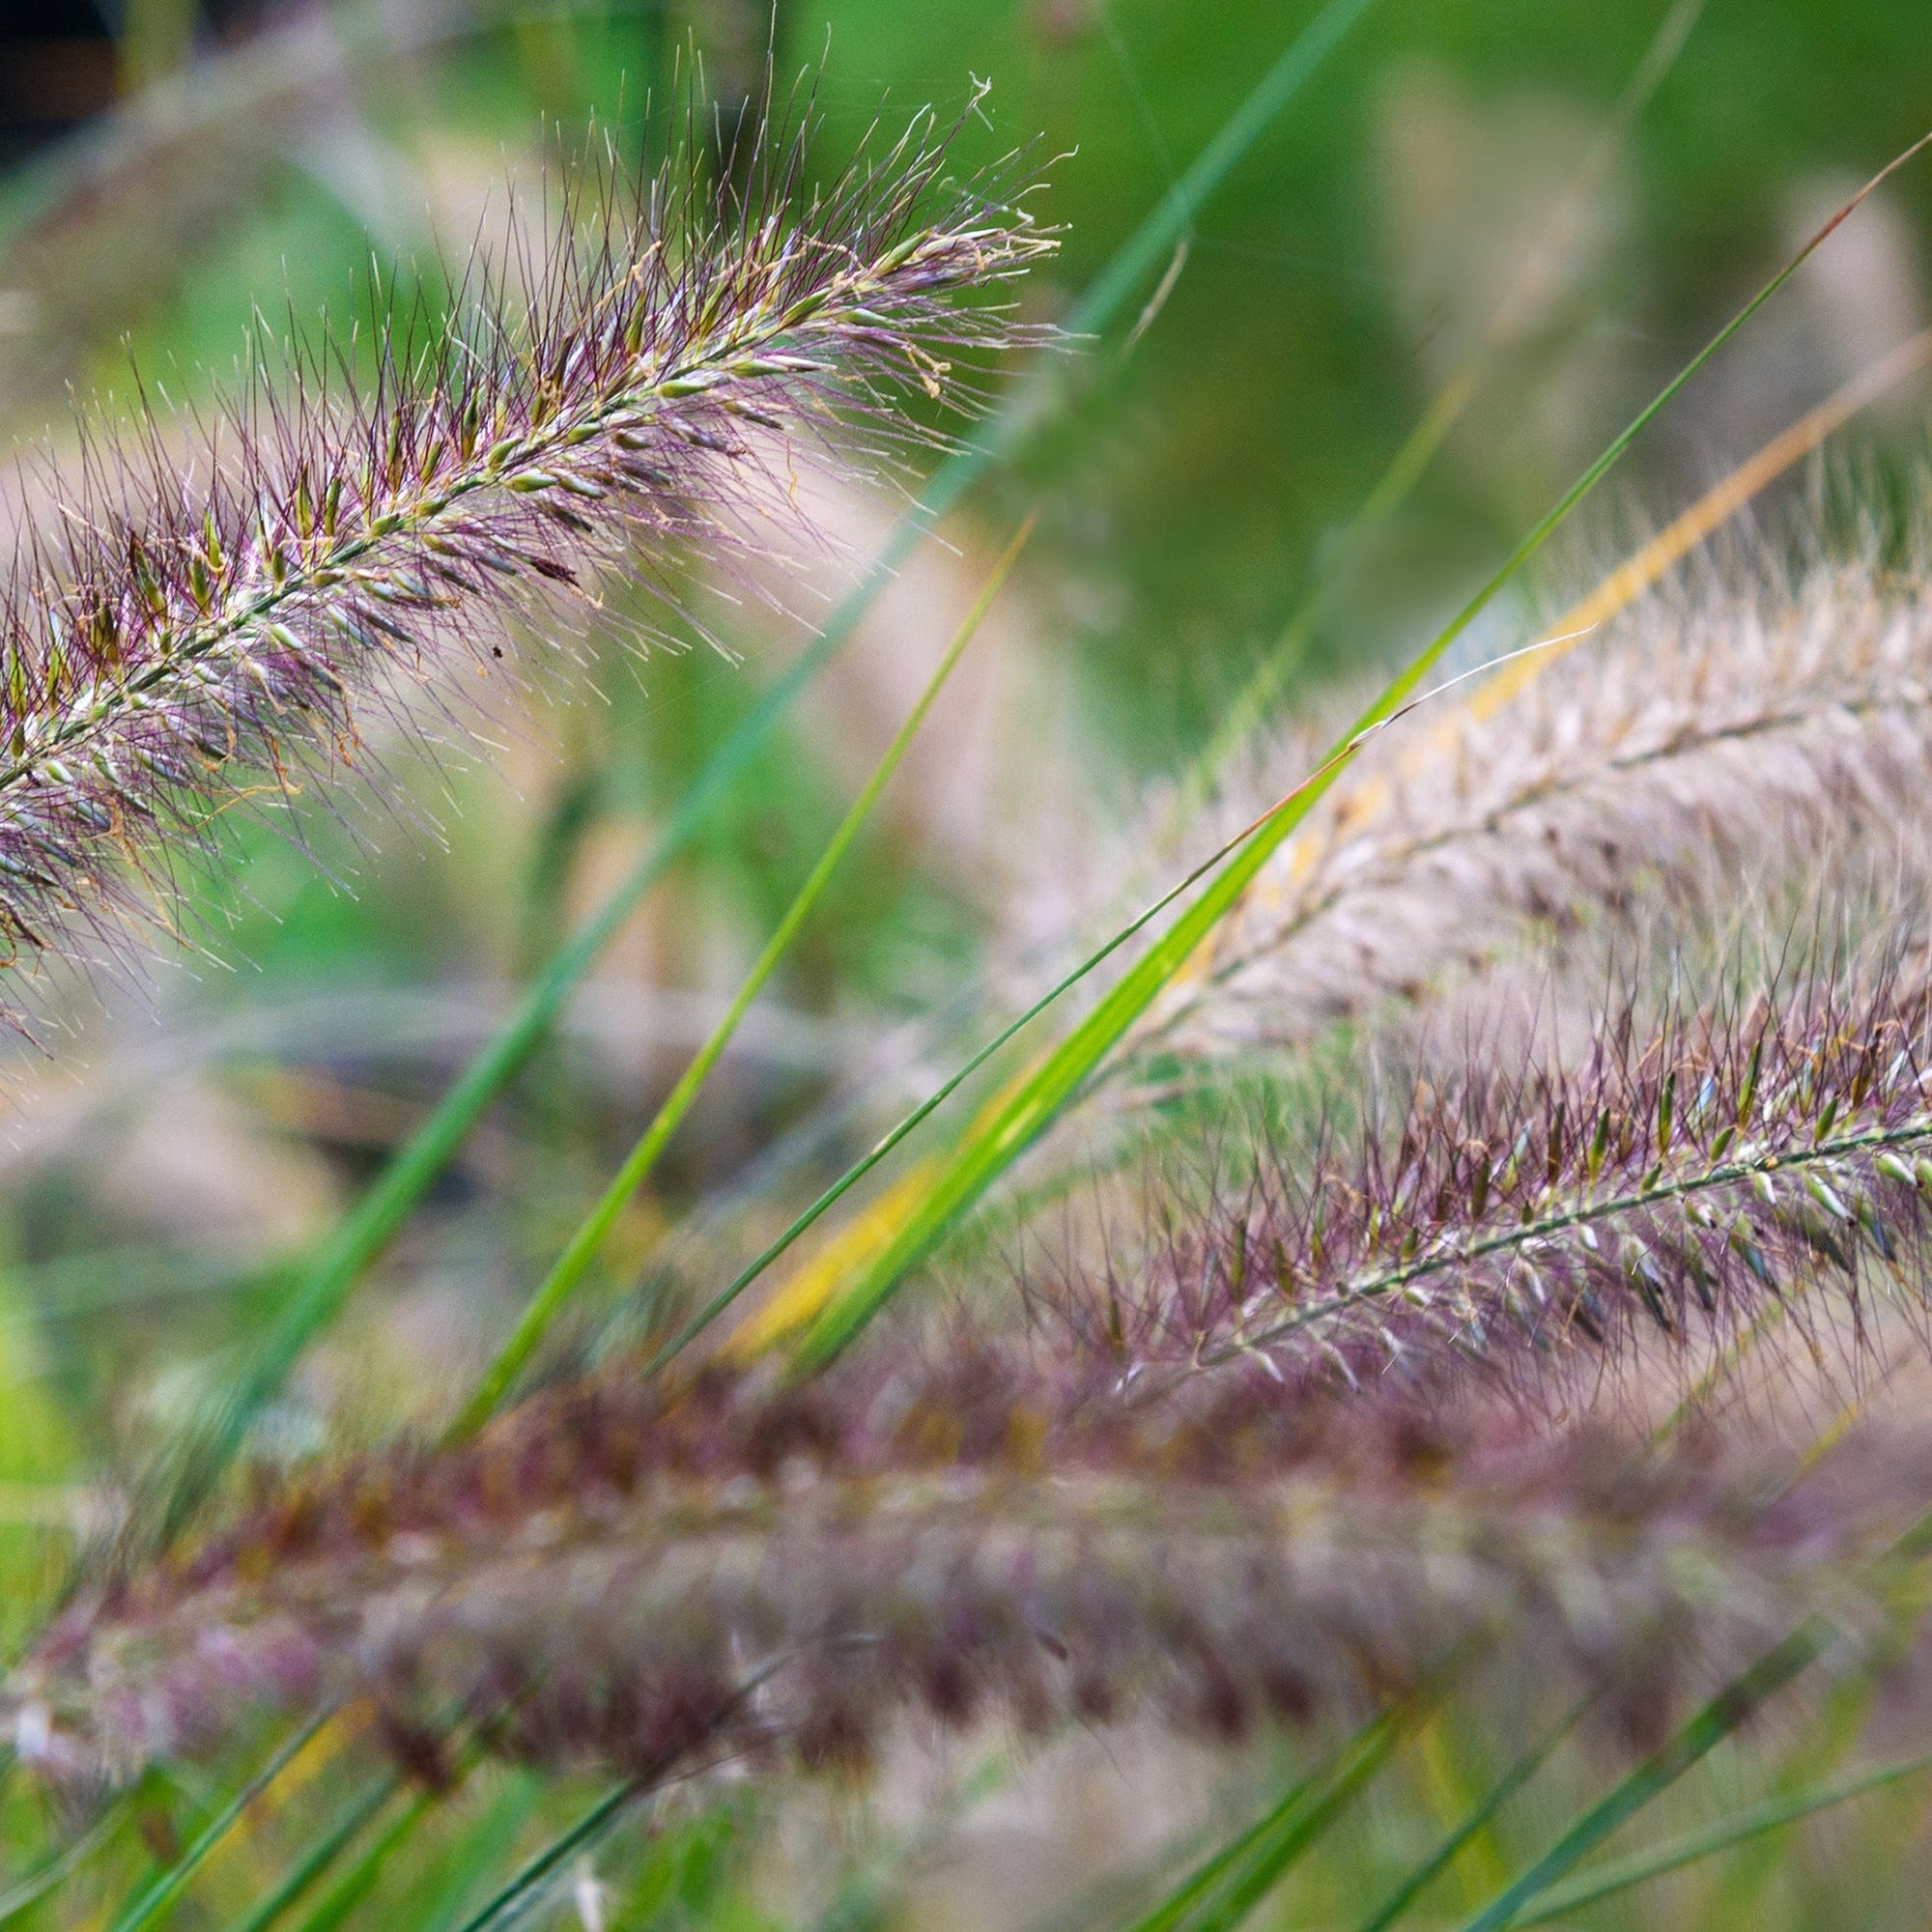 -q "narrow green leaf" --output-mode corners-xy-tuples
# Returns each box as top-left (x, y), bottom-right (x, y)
(104, 1716), (327, 1932)
(1354, 1700), (1591, 1932)
(448, 1658), (794, 1931)
(454, 519), (1032, 1434)
(415, 1776), (541, 1932)
(452, 1776), (644, 1932)
(640, 726), (1365, 1375)
(1124, 1705), (1415, 1932)
(154, 0), (1378, 1537)
(0, 1807), (121, 1926)
(235, 1734), (499, 1932)
(1513, 1748), (1932, 1926)
(1122, 1768), (1331, 1932)
(1453, 1624), (1828, 1932)
(1062, 0), (1379, 347)
(286, 1787), (439, 1932)
(797, 127), (1932, 1369)
(223, 1775), (399, 1932)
